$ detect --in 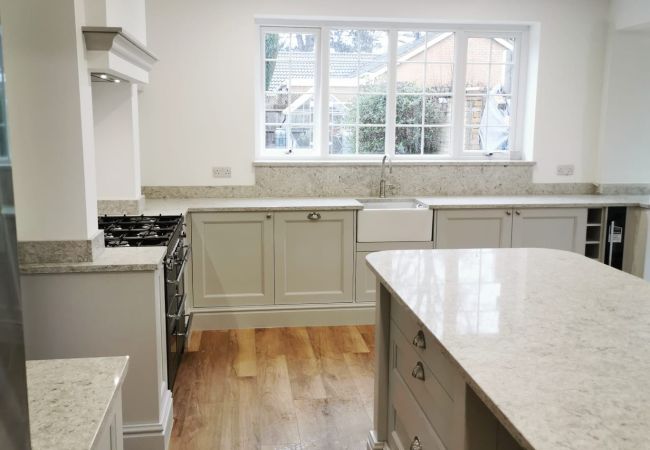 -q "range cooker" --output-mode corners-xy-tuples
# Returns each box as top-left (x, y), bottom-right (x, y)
(98, 214), (190, 389)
